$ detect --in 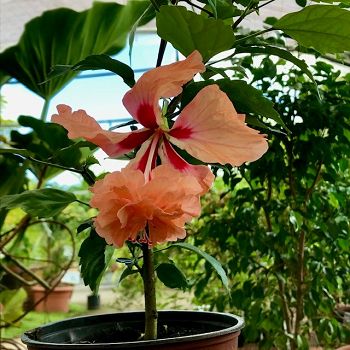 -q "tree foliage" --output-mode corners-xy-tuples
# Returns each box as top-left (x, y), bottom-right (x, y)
(185, 60), (350, 348)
